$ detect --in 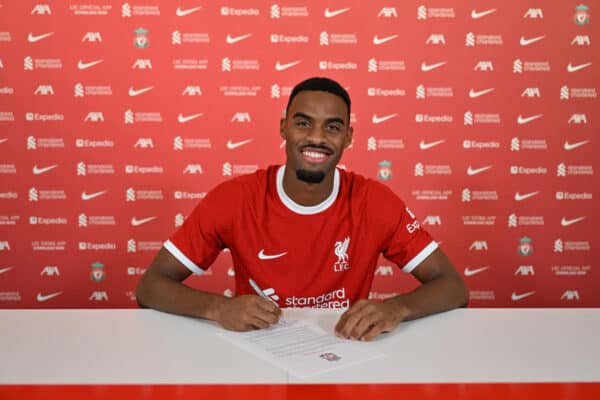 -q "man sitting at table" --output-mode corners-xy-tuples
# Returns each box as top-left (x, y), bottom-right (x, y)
(136, 77), (468, 341)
